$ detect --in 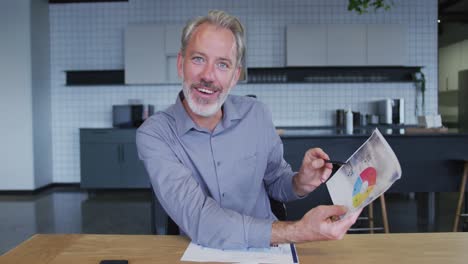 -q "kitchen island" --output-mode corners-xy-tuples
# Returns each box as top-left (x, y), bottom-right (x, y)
(279, 126), (468, 230)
